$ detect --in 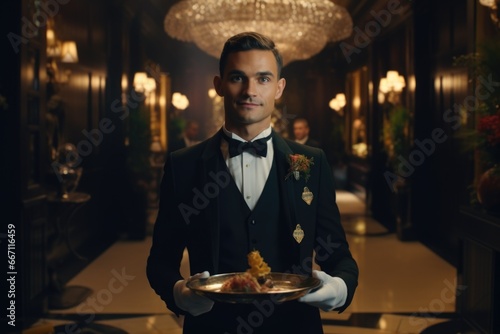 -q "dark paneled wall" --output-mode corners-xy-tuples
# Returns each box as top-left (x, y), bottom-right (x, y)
(43, 0), (121, 260)
(282, 58), (344, 152)
(412, 0), (473, 265)
(2, 0), (49, 328)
